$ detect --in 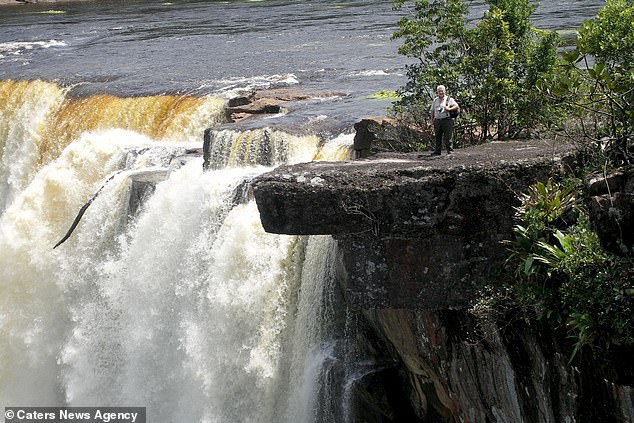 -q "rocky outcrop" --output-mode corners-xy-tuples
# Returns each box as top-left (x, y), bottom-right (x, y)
(127, 169), (170, 220)
(251, 138), (634, 422)
(353, 117), (429, 158)
(252, 139), (576, 309)
(225, 88), (345, 122)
